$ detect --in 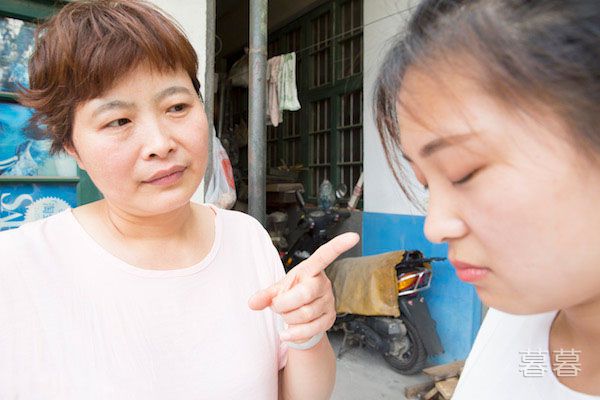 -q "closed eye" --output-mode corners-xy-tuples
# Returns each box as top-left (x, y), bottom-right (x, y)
(452, 168), (480, 186)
